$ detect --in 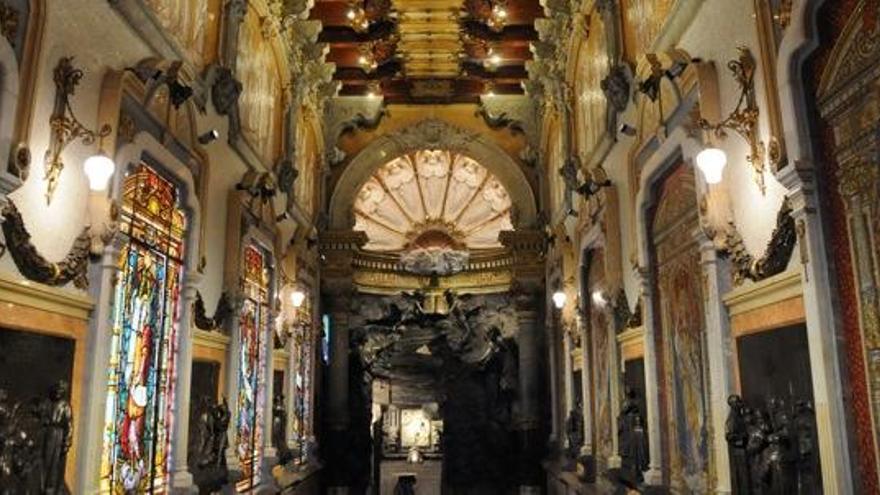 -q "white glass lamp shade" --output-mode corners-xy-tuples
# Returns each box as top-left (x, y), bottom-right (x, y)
(552, 291), (567, 309)
(695, 147), (727, 184)
(84, 153), (116, 191)
(291, 290), (306, 308)
(591, 290), (607, 308)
